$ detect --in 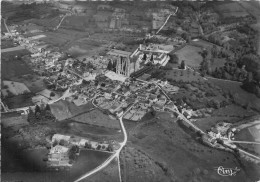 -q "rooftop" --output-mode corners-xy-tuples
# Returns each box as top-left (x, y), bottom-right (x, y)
(107, 49), (132, 58)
